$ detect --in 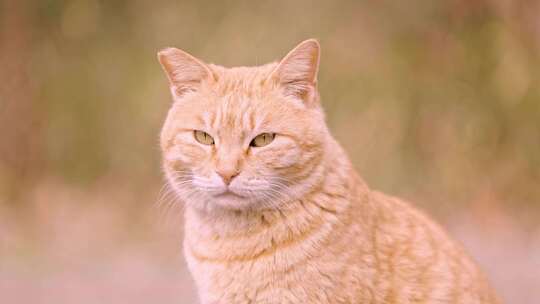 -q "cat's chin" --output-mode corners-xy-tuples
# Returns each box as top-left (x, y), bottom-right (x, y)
(210, 192), (256, 210)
